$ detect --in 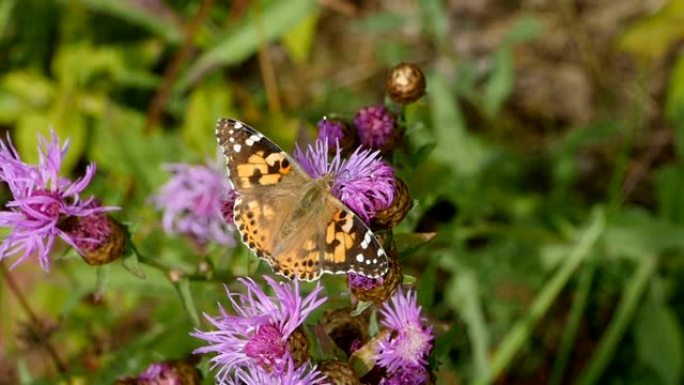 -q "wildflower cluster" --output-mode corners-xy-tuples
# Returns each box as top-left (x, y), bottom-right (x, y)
(189, 63), (434, 385)
(1, 63), (437, 385)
